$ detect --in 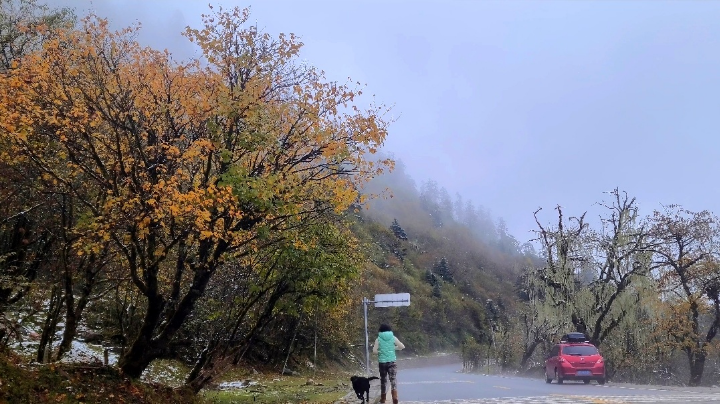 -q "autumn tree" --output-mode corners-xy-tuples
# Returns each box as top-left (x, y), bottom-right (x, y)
(514, 208), (581, 368)
(514, 266), (563, 368)
(33, 192), (114, 363)
(183, 216), (361, 391)
(573, 189), (654, 347)
(0, 0), (74, 71)
(0, 0), (74, 345)
(525, 191), (656, 373)
(0, 5), (391, 379)
(649, 206), (720, 386)
(532, 206), (588, 333)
